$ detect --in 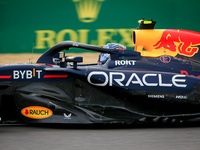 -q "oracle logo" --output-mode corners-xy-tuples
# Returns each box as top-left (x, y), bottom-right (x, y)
(87, 71), (187, 88)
